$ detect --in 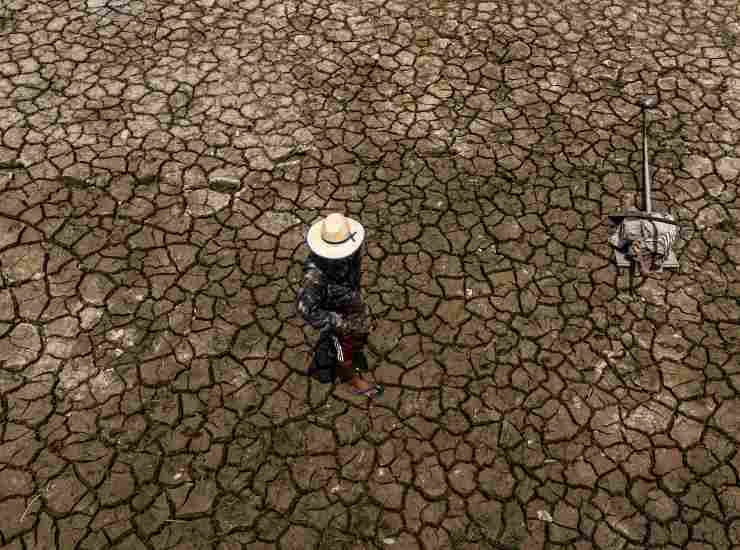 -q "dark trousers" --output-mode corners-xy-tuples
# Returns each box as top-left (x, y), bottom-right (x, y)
(309, 331), (367, 384)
